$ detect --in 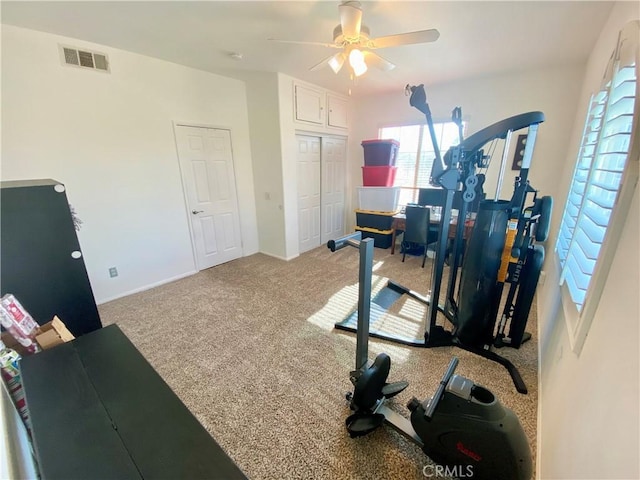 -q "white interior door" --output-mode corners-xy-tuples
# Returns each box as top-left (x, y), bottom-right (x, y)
(175, 125), (243, 270)
(297, 135), (321, 253)
(320, 137), (346, 244)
